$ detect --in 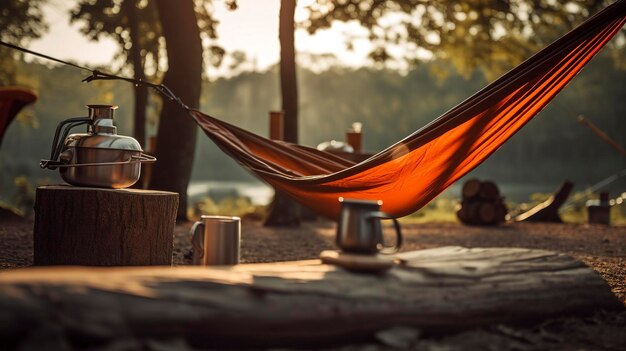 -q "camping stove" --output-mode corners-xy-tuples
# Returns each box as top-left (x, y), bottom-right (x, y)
(40, 105), (155, 188)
